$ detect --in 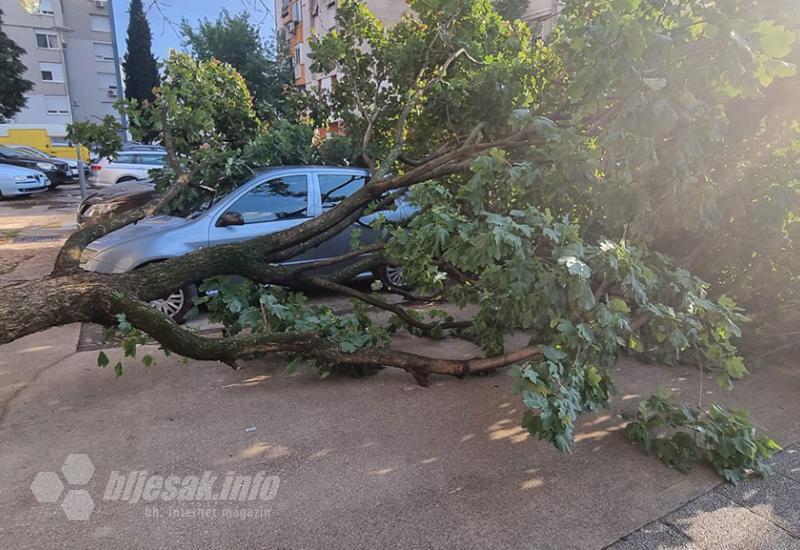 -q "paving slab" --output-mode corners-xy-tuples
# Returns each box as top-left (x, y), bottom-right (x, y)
(663, 493), (800, 550)
(772, 443), (800, 482)
(718, 472), (800, 537)
(606, 520), (699, 550)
